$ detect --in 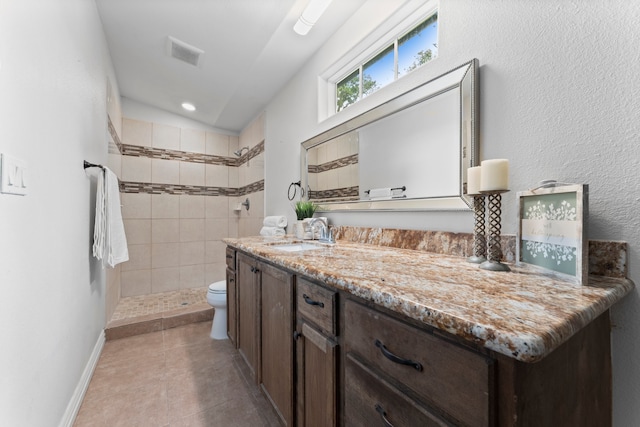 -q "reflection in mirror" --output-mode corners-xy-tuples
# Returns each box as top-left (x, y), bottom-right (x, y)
(302, 59), (479, 211)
